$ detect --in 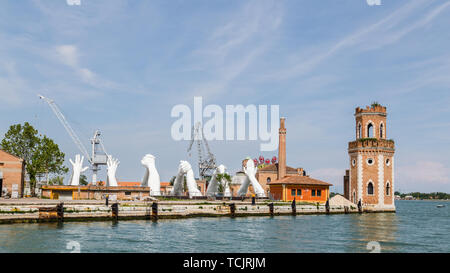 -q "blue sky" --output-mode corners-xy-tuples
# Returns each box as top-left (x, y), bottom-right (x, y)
(1, 0), (449, 193)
